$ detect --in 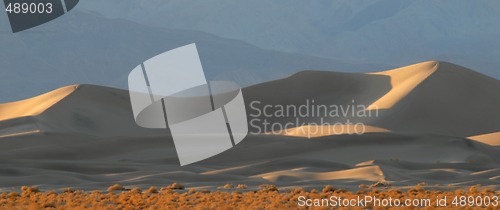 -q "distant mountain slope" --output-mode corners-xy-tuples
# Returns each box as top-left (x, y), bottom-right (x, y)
(78, 0), (500, 79)
(243, 61), (500, 138)
(0, 10), (388, 102)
